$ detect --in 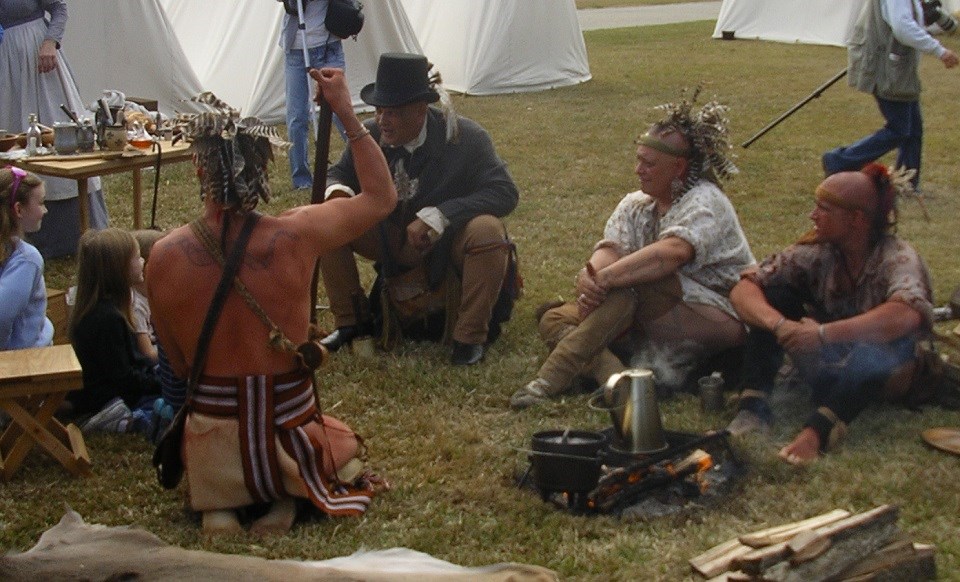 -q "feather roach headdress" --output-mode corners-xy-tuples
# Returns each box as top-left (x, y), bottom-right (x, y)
(647, 86), (738, 192)
(174, 92), (289, 212)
